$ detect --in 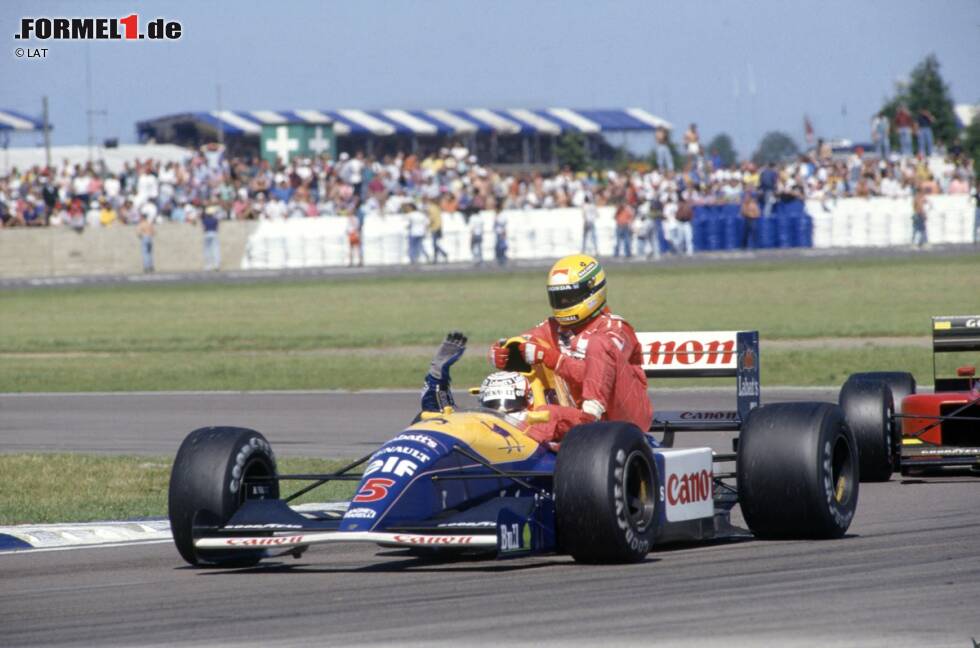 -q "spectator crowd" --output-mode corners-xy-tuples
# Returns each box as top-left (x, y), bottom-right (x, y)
(1, 132), (975, 260)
